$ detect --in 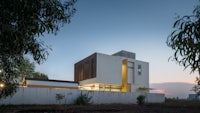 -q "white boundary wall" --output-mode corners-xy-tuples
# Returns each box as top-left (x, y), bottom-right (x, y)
(0, 87), (165, 105)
